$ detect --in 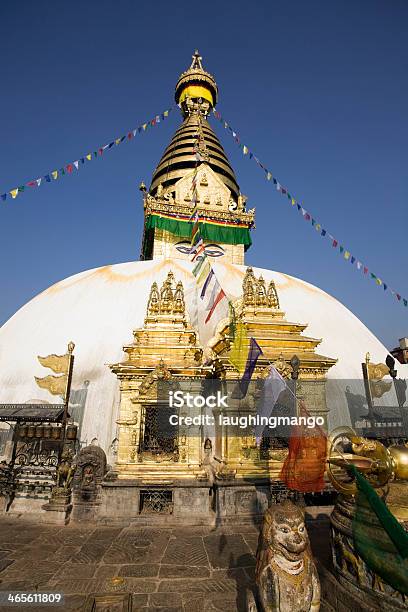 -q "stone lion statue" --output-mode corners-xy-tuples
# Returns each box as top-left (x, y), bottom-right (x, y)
(247, 501), (320, 612)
